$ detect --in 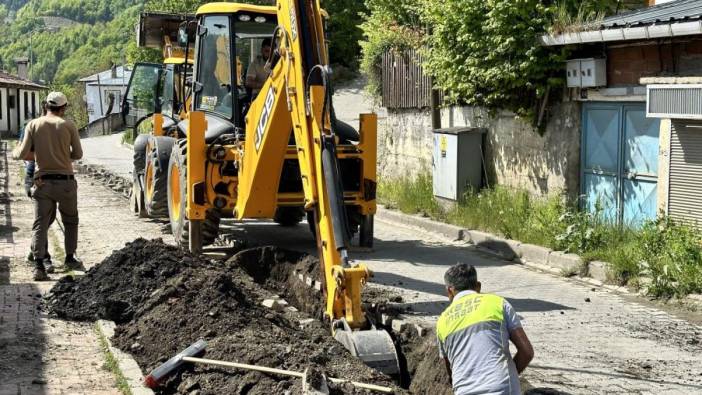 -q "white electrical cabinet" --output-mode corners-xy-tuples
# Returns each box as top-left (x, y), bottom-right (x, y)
(566, 58), (606, 88)
(432, 127), (485, 201)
